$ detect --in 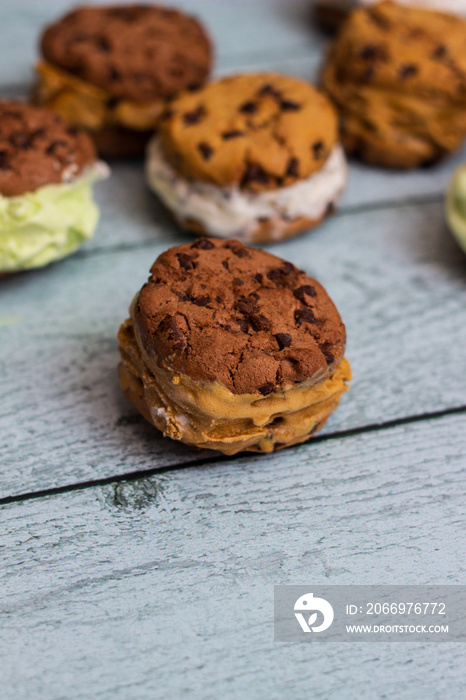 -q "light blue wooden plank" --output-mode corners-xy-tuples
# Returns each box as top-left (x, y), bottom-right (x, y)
(1, 200), (466, 498)
(1, 414), (465, 700)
